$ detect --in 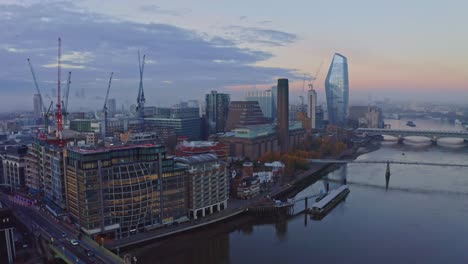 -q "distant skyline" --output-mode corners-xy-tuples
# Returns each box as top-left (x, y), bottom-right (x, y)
(0, 0), (467, 112)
